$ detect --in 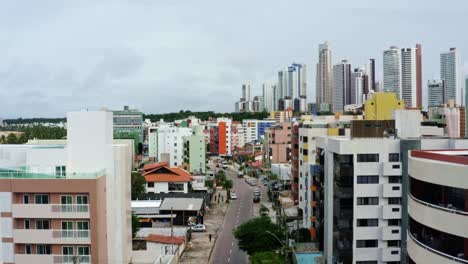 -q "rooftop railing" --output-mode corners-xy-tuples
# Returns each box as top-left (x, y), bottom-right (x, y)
(0, 168), (106, 179)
